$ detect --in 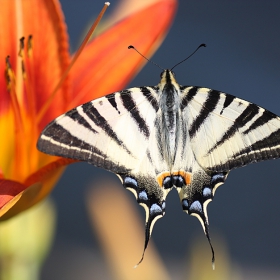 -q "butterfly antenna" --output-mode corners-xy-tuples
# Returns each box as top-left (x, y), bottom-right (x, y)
(171, 43), (206, 70)
(128, 45), (164, 70)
